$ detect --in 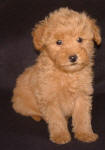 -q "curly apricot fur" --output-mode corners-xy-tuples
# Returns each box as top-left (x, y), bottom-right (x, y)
(12, 8), (101, 144)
